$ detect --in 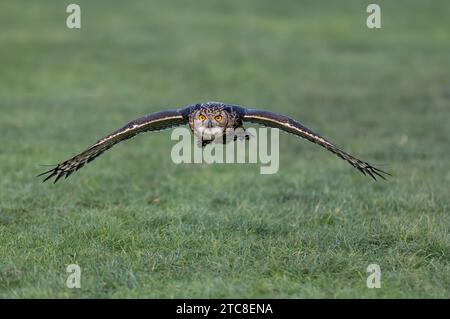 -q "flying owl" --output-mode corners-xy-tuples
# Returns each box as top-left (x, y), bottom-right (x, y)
(39, 101), (389, 183)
